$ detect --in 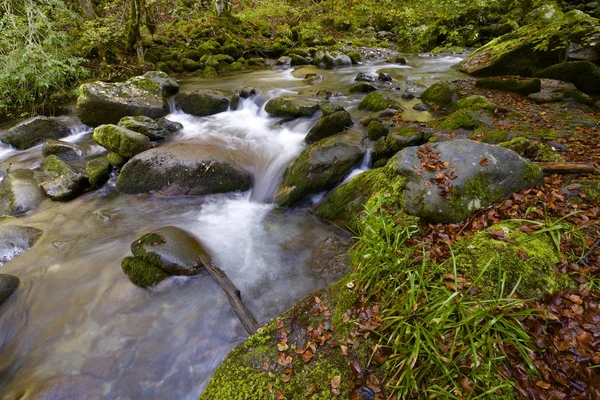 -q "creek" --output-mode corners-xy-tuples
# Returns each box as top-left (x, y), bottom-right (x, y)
(0, 55), (464, 399)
